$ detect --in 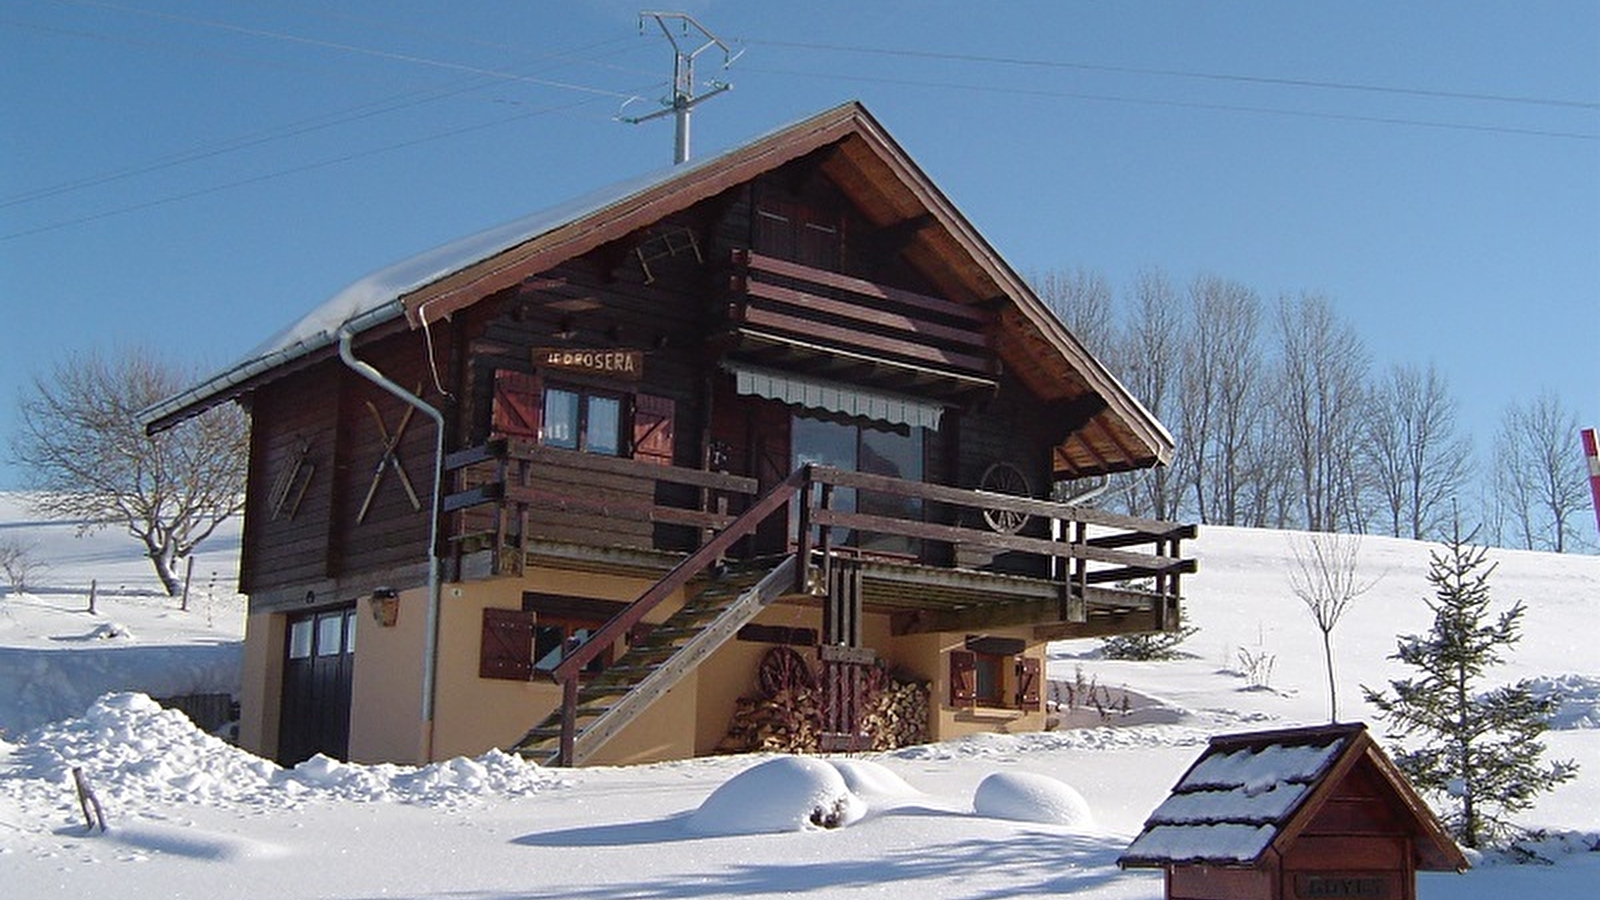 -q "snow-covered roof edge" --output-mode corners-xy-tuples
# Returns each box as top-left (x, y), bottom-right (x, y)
(1118, 722), (1469, 872)
(141, 105), (857, 434)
